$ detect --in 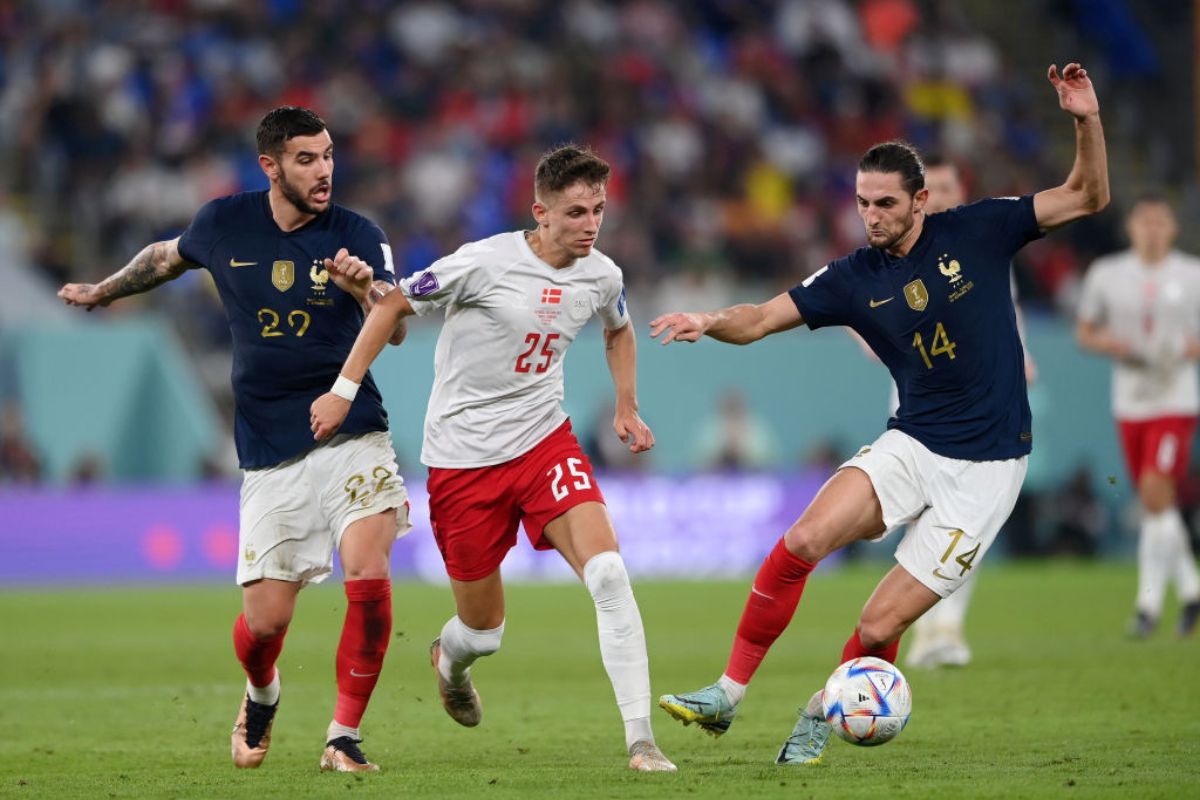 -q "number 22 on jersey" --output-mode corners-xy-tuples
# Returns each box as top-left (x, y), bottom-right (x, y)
(515, 332), (560, 373)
